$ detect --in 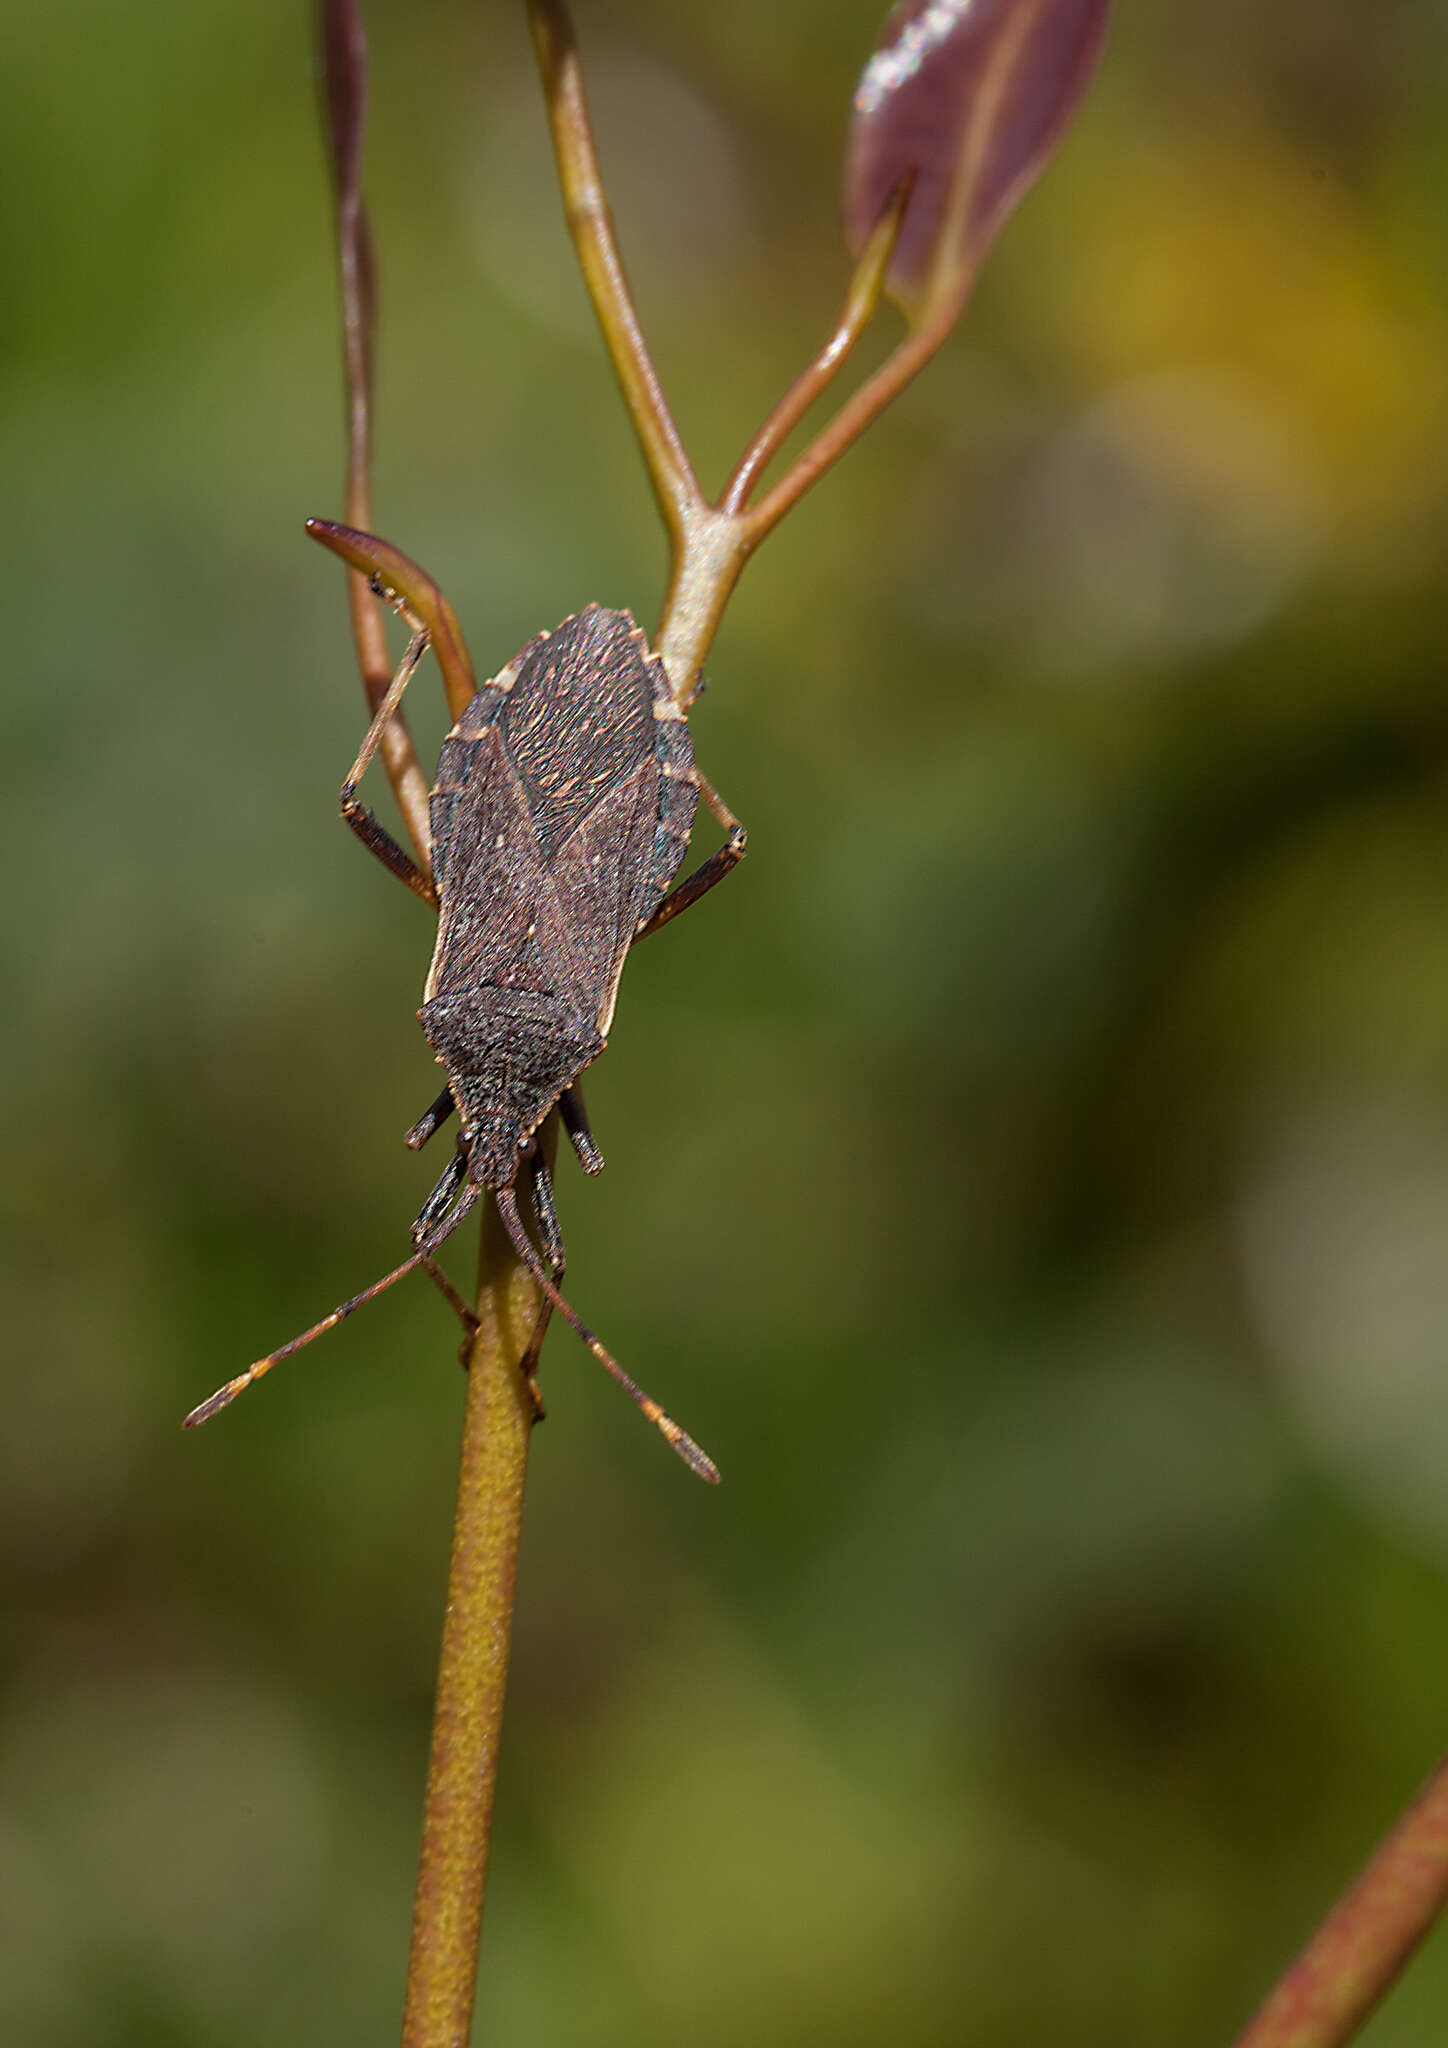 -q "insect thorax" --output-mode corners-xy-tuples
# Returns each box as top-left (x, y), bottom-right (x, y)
(419, 991), (603, 1188)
